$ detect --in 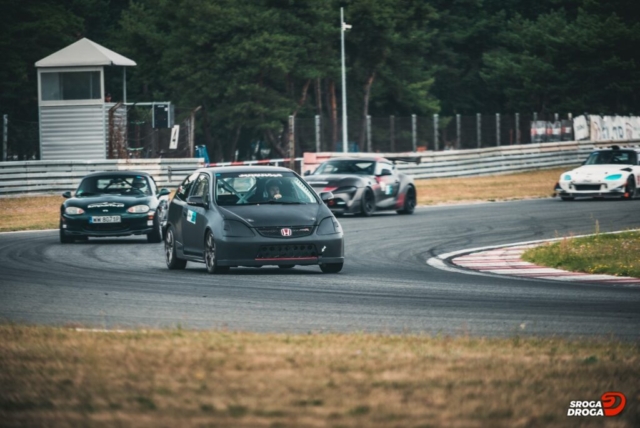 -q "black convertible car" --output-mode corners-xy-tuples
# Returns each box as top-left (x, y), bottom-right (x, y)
(163, 166), (345, 274)
(60, 171), (170, 243)
(304, 157), (416, 216)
